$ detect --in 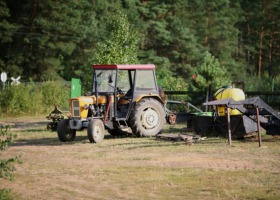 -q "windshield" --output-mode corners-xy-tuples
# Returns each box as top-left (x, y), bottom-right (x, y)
(135, 70), (156, 90)
(92, 69), (116, 93)
(116, 70), (134, 93)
